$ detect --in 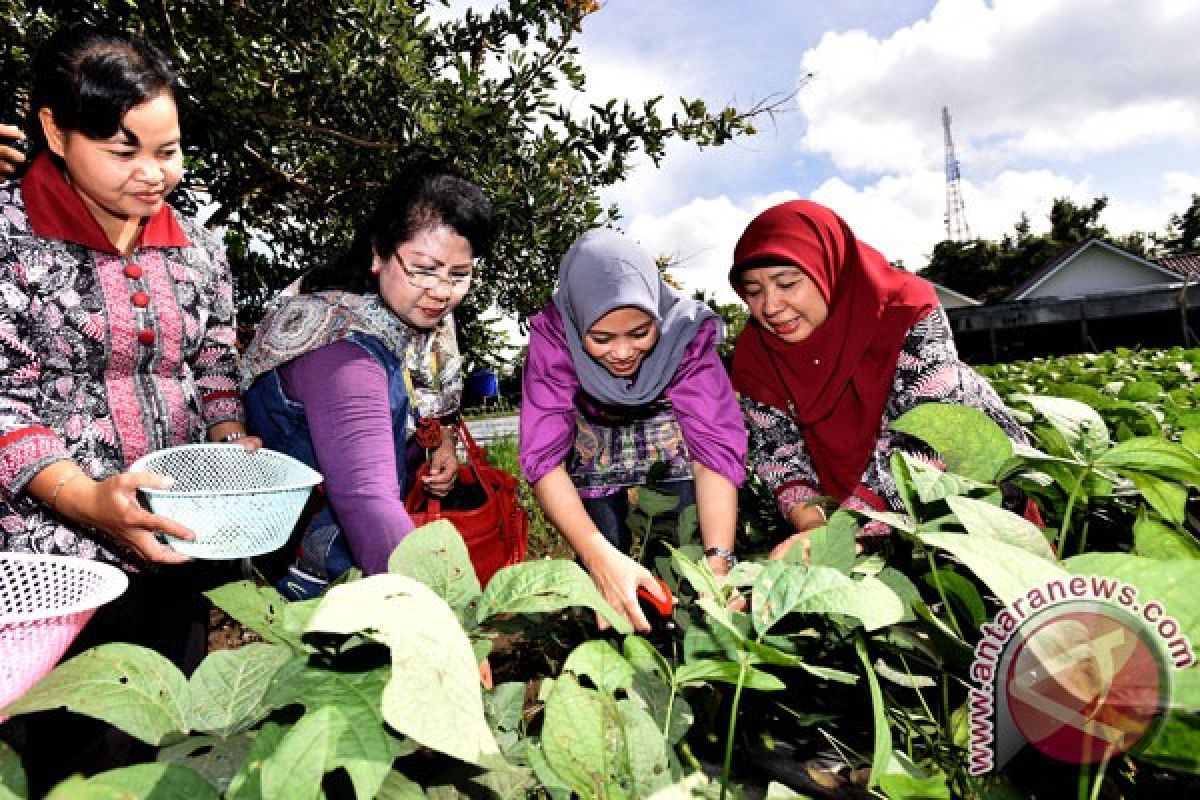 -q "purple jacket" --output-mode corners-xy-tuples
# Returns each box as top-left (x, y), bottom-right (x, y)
(519, 305), (747, 488)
